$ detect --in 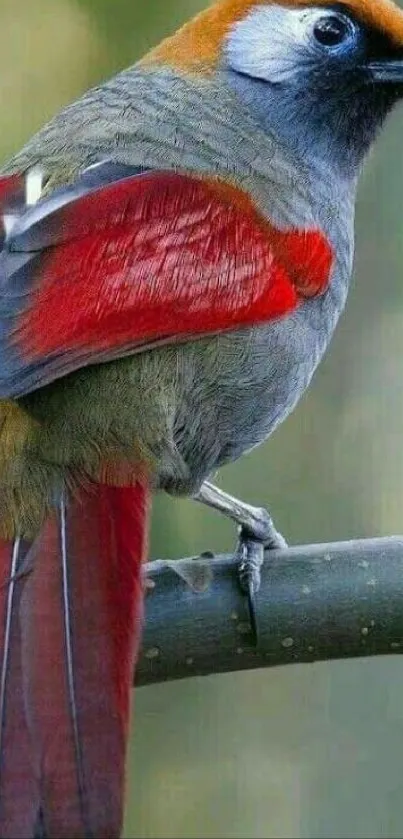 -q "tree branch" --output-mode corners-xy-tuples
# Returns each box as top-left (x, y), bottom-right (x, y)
(135, 537), (403, 686)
